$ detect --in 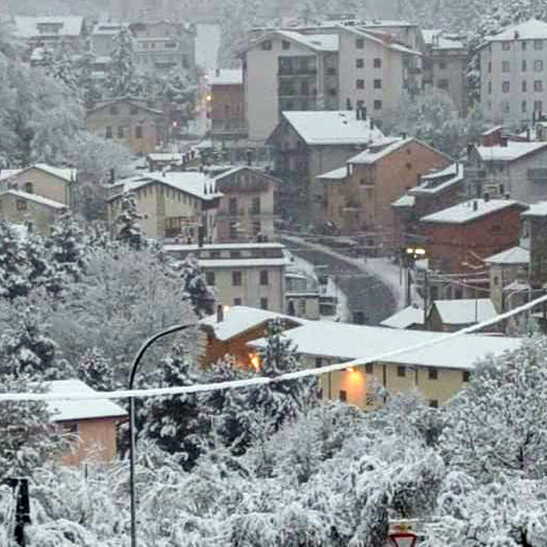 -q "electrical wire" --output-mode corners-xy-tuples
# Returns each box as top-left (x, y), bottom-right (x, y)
(0, 291), (546, 403)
